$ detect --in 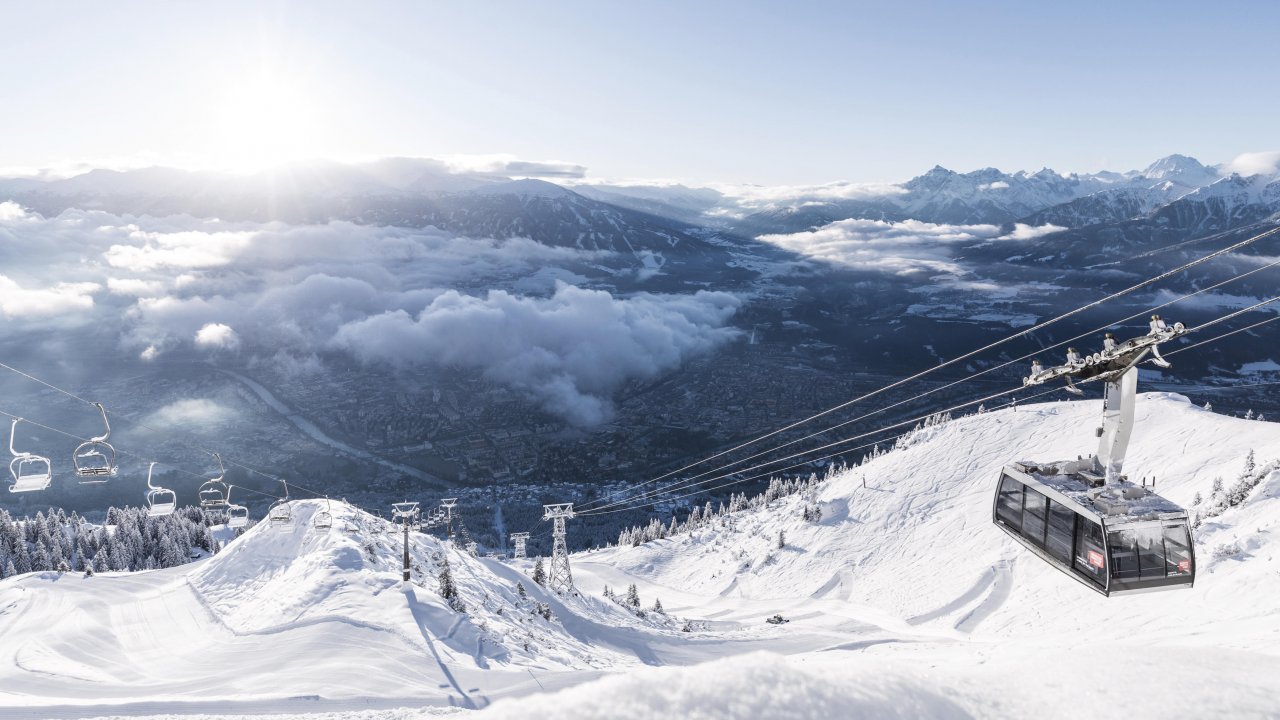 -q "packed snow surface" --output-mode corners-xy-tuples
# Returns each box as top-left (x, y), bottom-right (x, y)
(2, 394), (1279, 719)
